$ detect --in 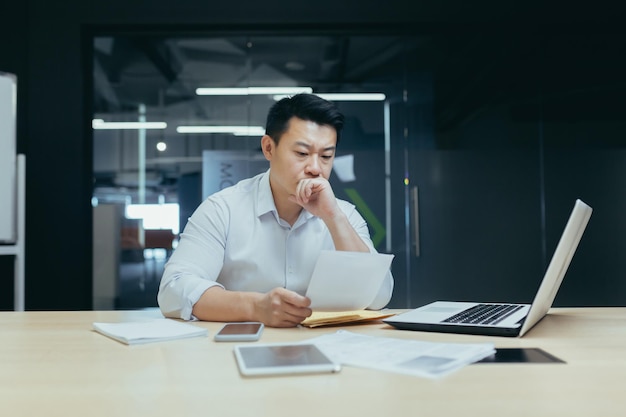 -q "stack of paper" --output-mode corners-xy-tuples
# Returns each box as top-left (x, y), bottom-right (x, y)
(93, 319), (208, 345)
(301, 310), (396, 328)
(305, 330), (495, 378)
